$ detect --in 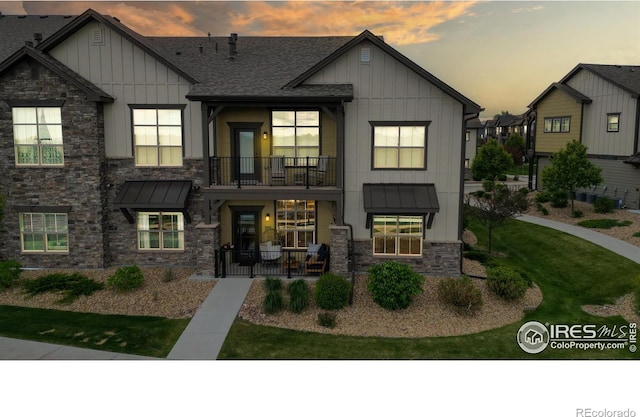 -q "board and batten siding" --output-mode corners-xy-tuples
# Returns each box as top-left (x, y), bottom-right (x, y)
(566, 70), (638, 156)
(48, 20), (202, 158)
(304, 40), (464, 242)
(535, 88), (583, 154)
